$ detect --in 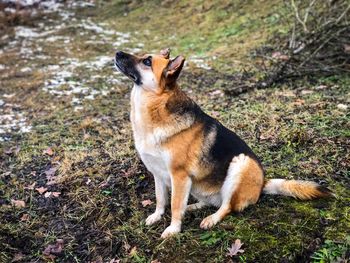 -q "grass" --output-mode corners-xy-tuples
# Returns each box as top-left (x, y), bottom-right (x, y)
(0, 0), (349, 262)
